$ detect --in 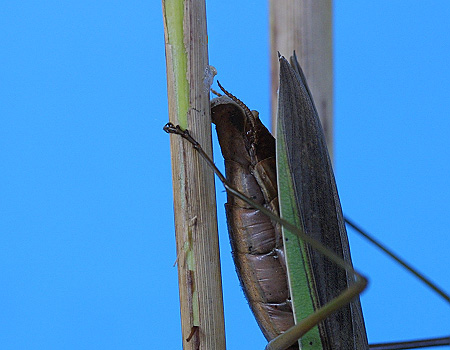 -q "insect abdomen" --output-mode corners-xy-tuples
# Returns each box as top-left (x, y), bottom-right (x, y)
(211, 97), (296, 343)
